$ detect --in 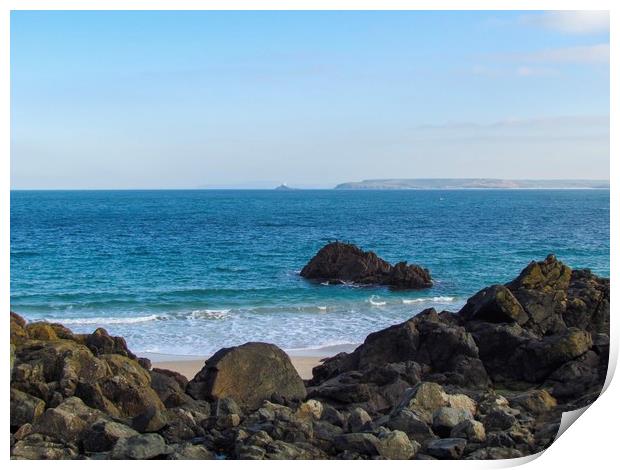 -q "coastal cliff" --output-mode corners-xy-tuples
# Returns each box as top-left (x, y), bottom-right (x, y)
(10, 255), (609, 460)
